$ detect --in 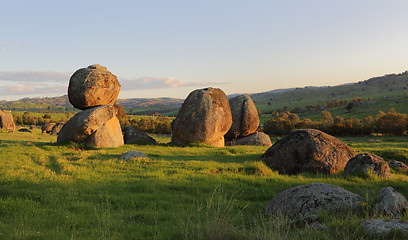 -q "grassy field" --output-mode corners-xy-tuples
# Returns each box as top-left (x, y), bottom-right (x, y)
(0, 131), (407, 239)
